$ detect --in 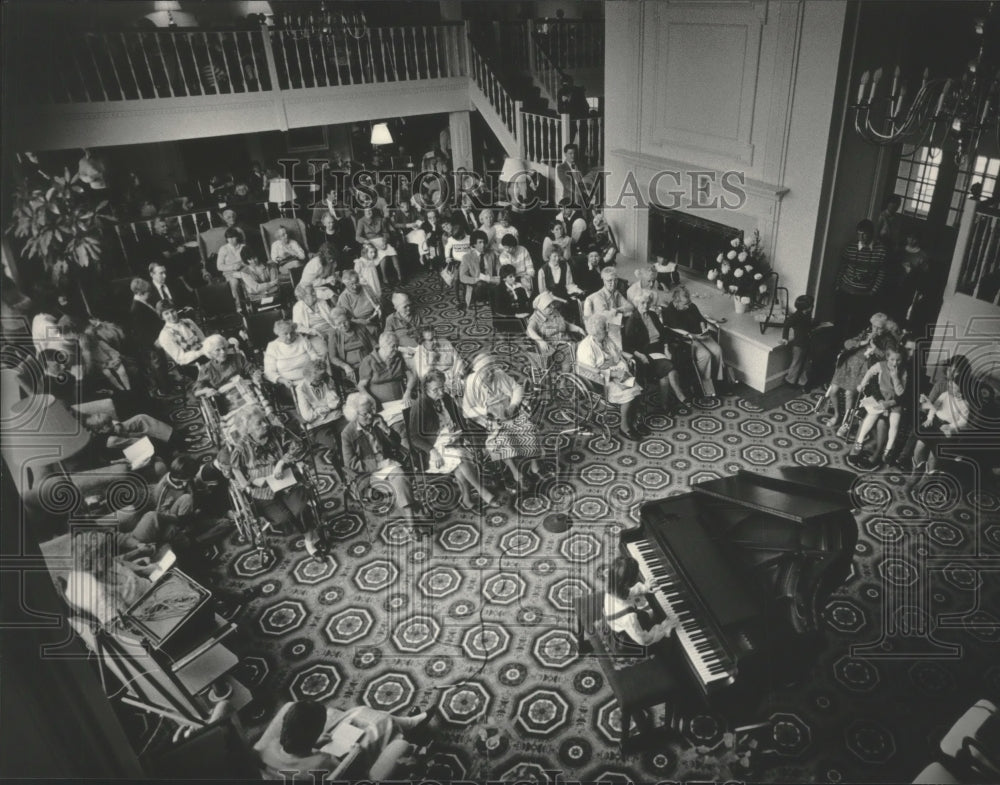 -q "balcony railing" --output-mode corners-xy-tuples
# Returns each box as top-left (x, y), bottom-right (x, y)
(956, 203), (1000, 304)
(271, 24), (466, 90)
(521, 111), (563, 166)
(532, 37), (562, 108)
(10, 28), (273, 103)
(532, 20), (604, 70)
(468, 43), (519, 141)
(9, 23), (466, 104)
